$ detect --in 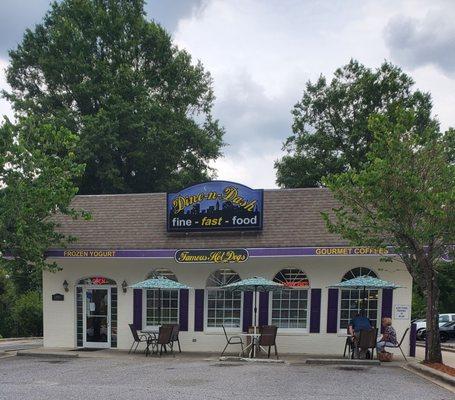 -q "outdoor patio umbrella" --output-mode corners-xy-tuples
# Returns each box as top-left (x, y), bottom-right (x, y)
(327, 276), (402, 313)
(130, 277), (192, 325)
(222, 276), (284, 336)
